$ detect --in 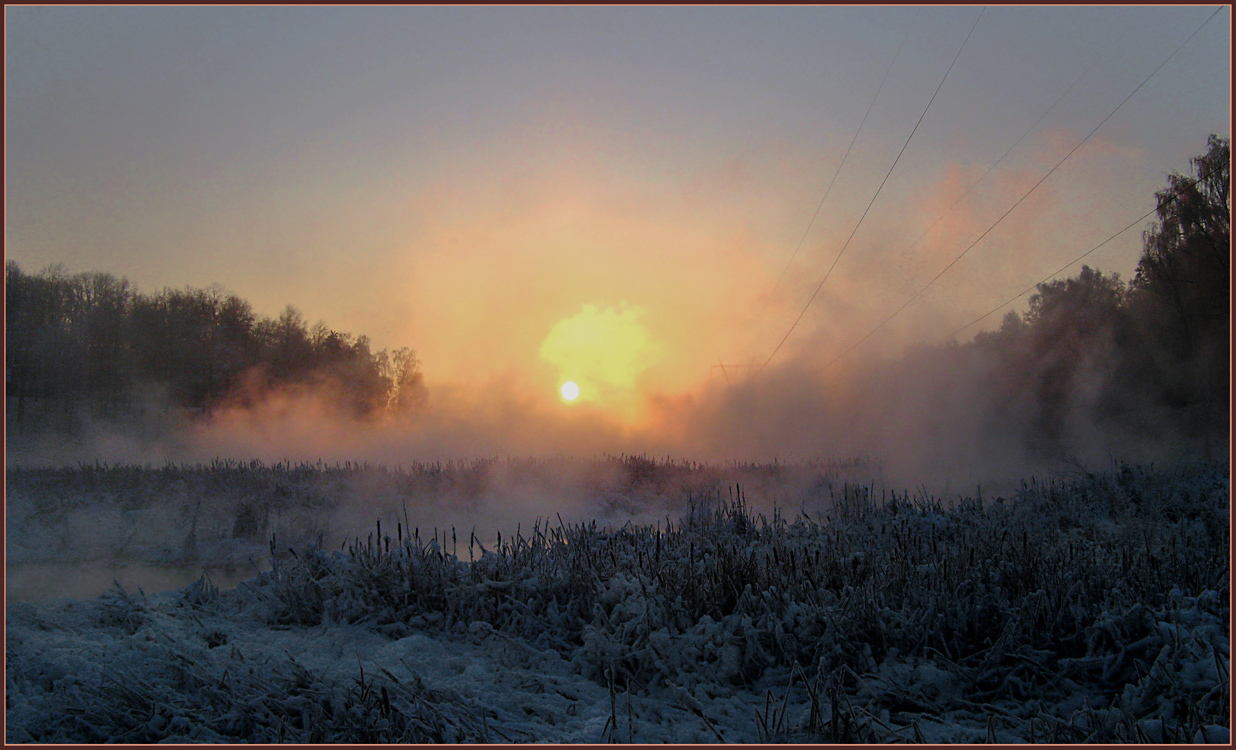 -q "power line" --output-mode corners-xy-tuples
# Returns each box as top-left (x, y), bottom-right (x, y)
(729, 25), (909, 386)
(889, 45), (1105, 279)
(939, 153), (1230, 342)
(816, 5), (1225, 372)
(761, 27), (910, 312)
(712, 360), (760, 385)
(758, 7), (986, 373)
